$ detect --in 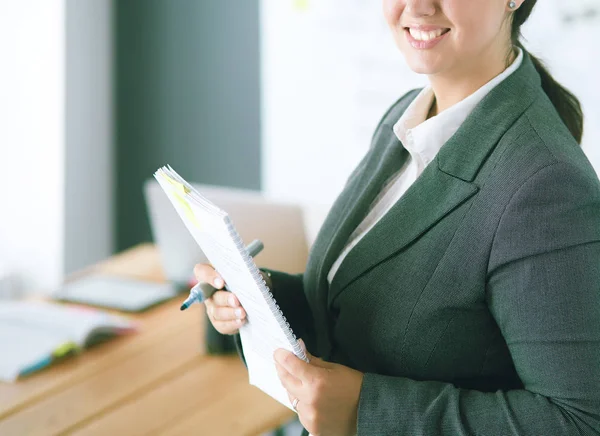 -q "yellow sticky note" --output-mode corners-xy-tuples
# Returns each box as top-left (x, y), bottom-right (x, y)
(294, 0), (309, 11)
(160, 172), (190, 196)
(178, 196), (202, 230)
(159, 173), (202, 230)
